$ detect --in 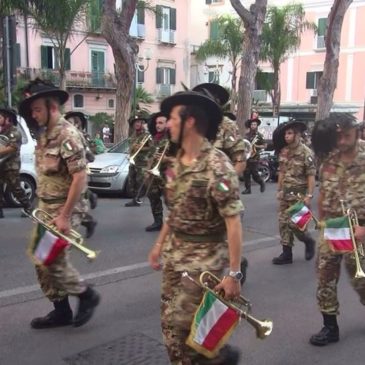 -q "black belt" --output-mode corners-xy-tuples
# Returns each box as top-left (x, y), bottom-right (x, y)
(40, 197), (67, 204)
(173, 231), (225, 243)
(283, 186), (307, 195)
